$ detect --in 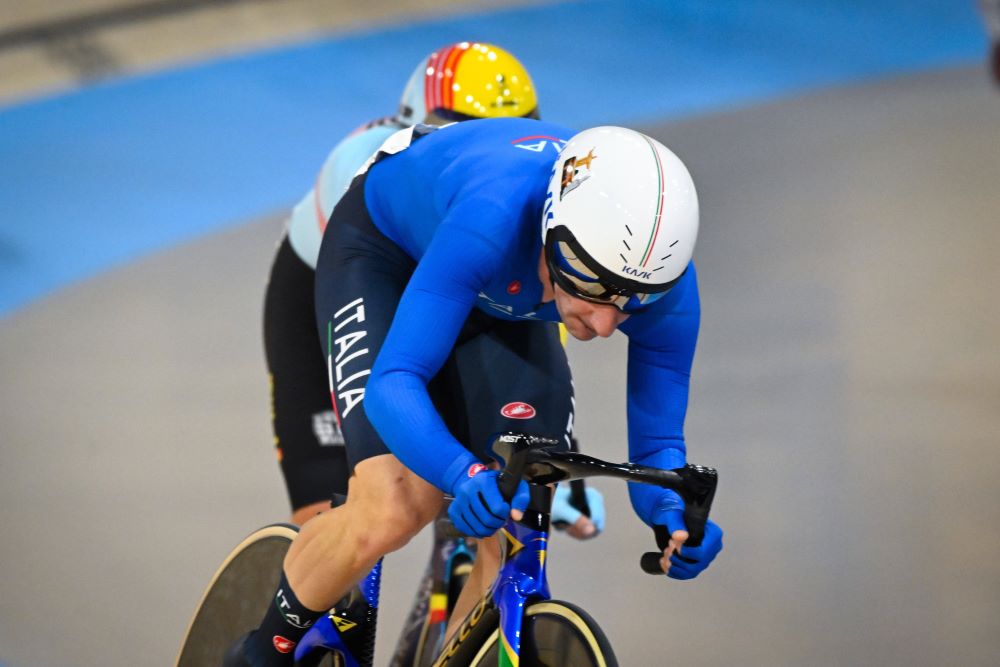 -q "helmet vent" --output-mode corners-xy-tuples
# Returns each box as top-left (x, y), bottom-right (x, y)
(659, 239), (679, 261)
